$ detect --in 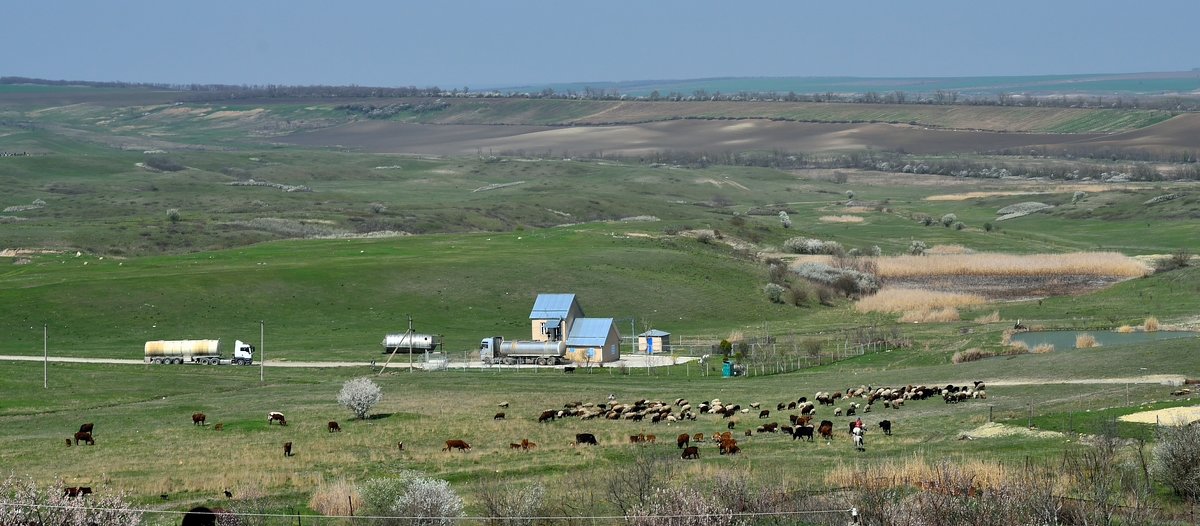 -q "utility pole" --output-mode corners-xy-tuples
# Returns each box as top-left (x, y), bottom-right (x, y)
(43, 324), (48, 389)
(259, 320), (265, 382)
